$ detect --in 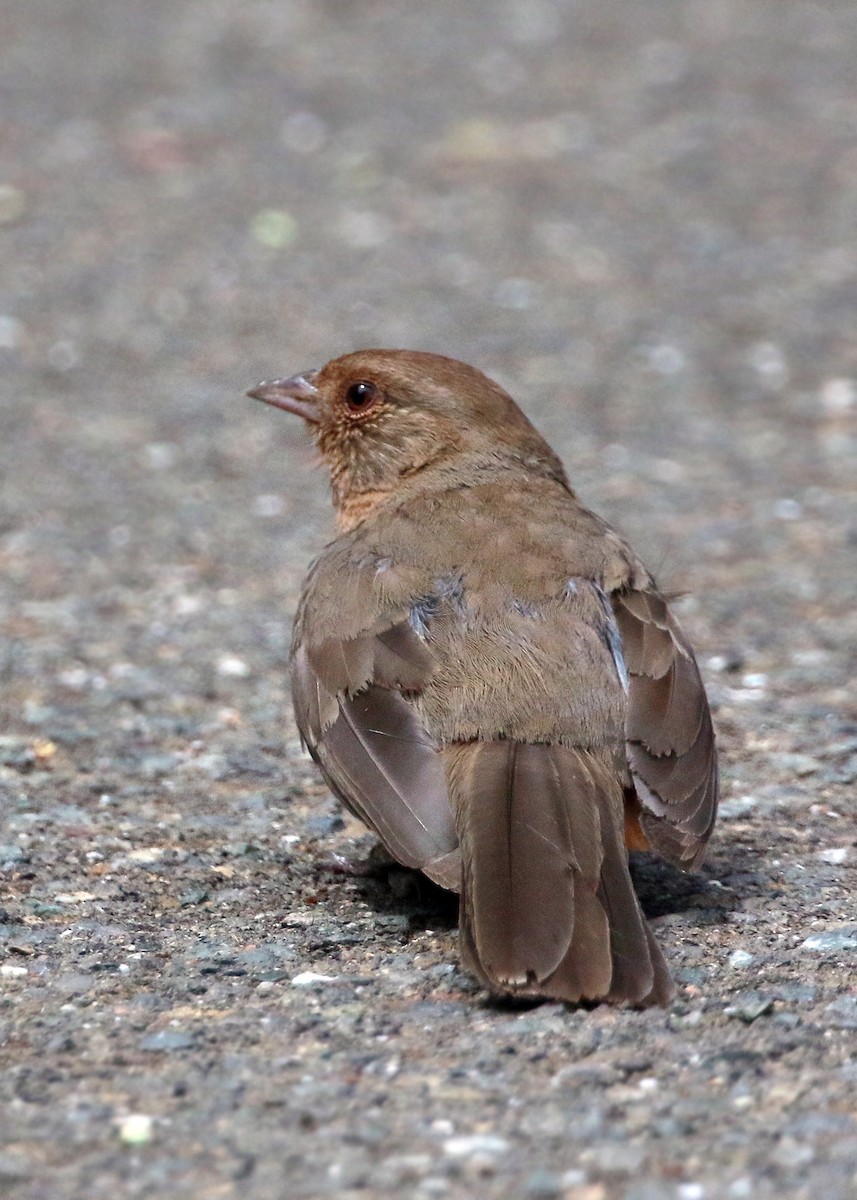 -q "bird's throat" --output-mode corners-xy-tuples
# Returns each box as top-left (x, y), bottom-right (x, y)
(334, 488), (396, 532)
